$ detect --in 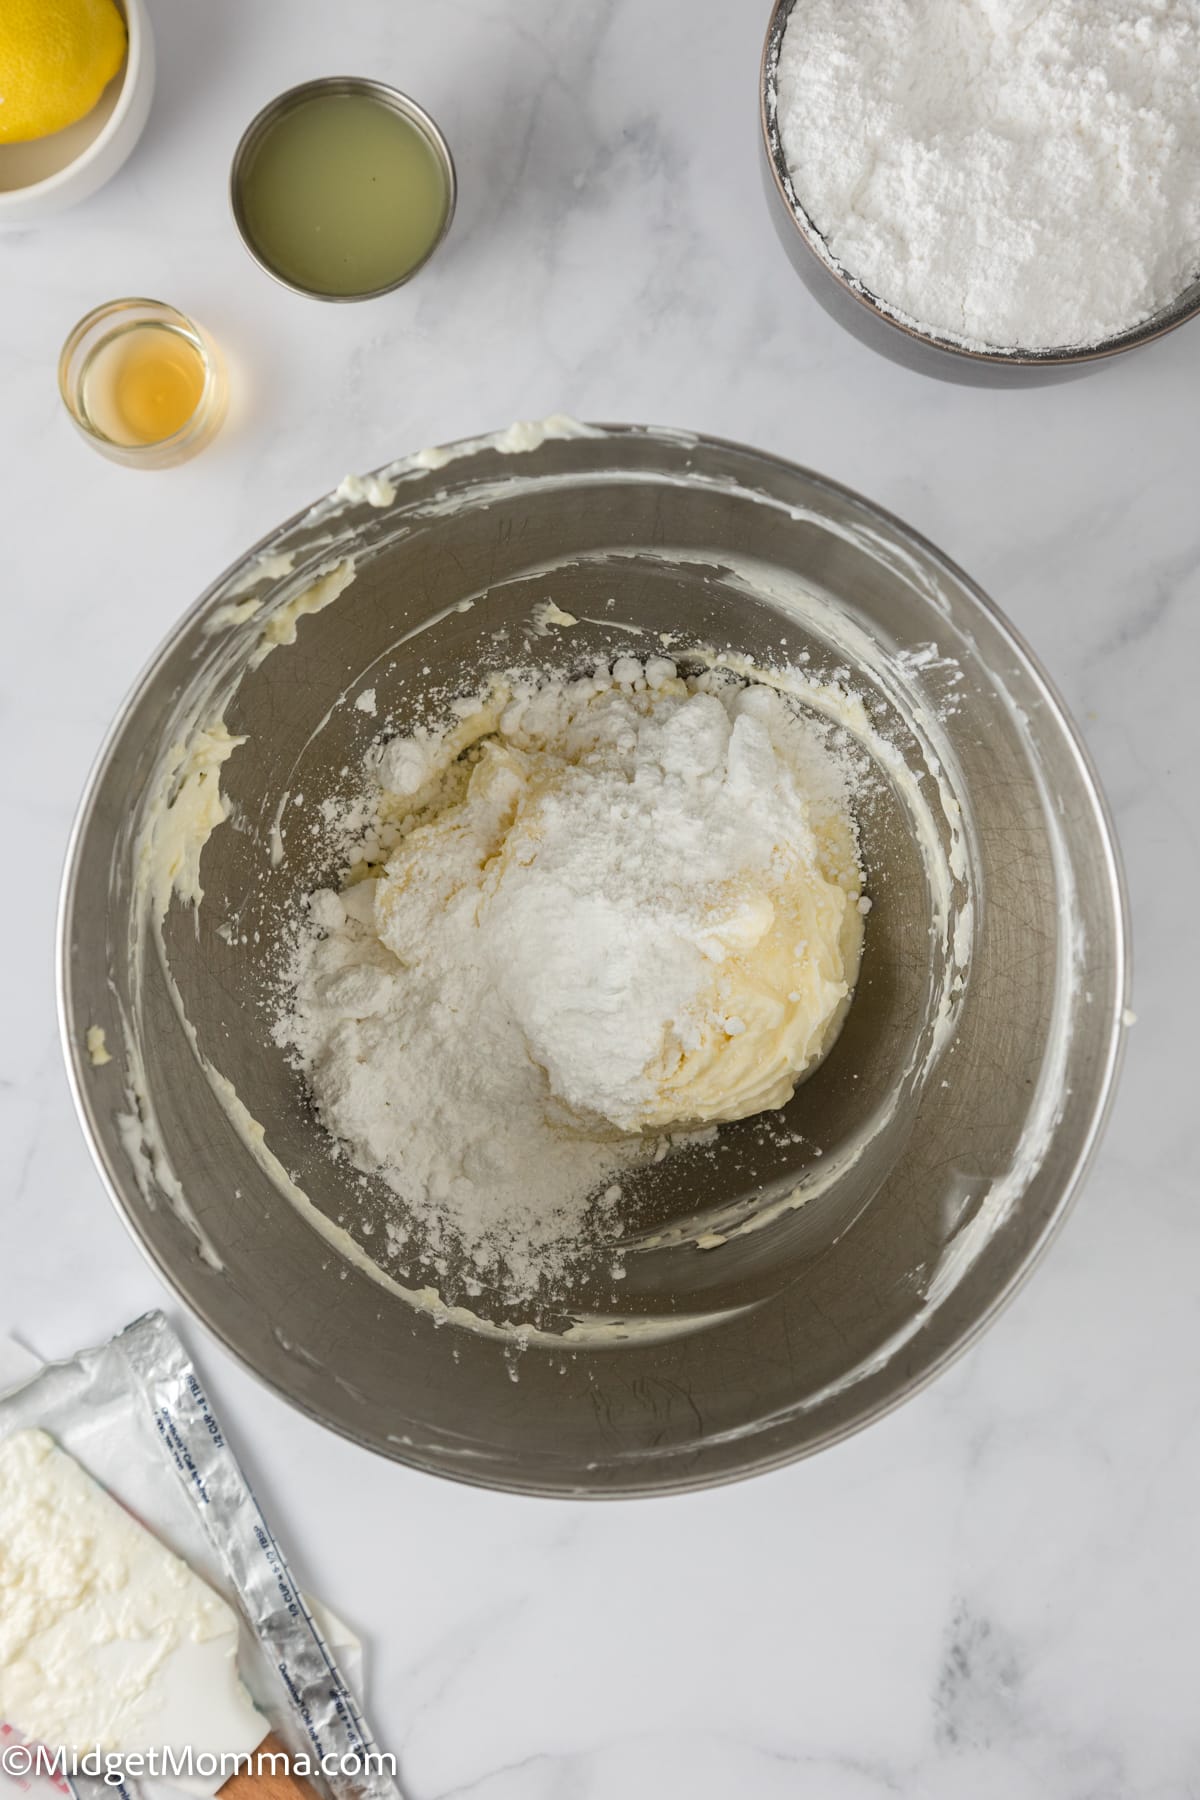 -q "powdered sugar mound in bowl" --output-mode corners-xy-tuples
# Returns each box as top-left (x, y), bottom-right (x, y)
(274, 656), (866, 1302)
(774, 0), (1200, 351)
